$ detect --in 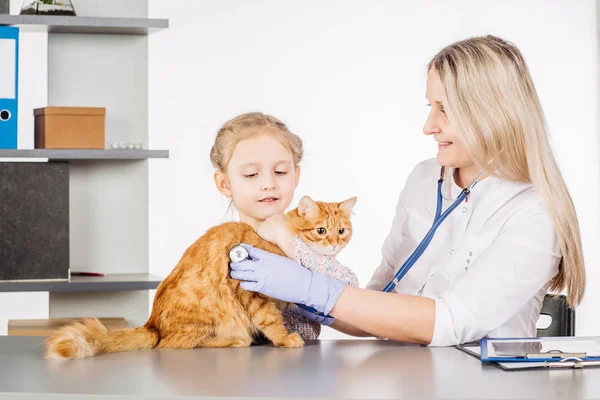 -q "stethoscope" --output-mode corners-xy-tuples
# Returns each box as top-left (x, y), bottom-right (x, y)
(381, 165), (485, 292)
(229, 158), (498, 317)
